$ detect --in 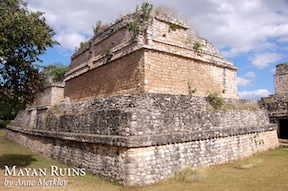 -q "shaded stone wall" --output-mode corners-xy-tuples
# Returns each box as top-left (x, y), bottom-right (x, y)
(260, 95), (288, 123)
(17, 82), (64, 129)
(259, 62), (288, 139)
(123, 130), (278, 185)
(65, 49), (145, 102)
(29, 84), (64, 108)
